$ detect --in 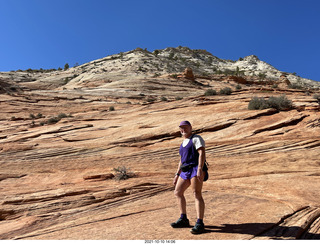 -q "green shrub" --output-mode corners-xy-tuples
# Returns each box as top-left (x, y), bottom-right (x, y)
(147, 97), (156, 103)
(30, 113), (44, 119)
(168, 52), (175, 60)
(64, 63), (69, 71)
(313, 94), (320, 104)
(248, 95), (292, 111)
(267, 95), (293, 110)
(58, 113), (68, 119)
(63, 77), (70, 85)
(30, 120), (36, 127)
(288, 83), (303, 89)
(109, 106), (115, 111)
(258, 73), (266, 80)
(219, 87), (232, 95)
(45, 113), (71, 124)
(47, 117), (60, 124)
(248, 97), (269, 110)
(204, 89), (217, 96)
(169, 74), (178, 79)
(161, 96), (168, 101)
(153, 50), (160, 57)
(236, 84), (242, 90)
